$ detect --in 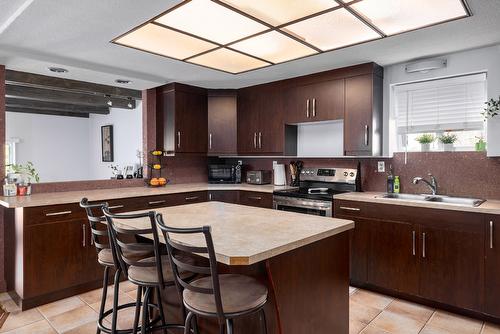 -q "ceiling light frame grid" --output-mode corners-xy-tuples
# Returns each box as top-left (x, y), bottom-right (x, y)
(112, 0), (472, 75)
